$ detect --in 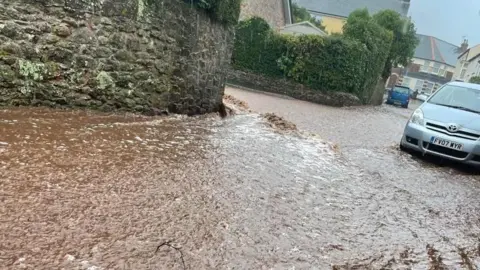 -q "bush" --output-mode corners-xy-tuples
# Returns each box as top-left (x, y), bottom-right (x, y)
(281, 35), (368, 95)
(343, 9), (393, 102)
(469, 76), (480, 84)
(232, 17), (392, 103)
(232, 17), (290, 77)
